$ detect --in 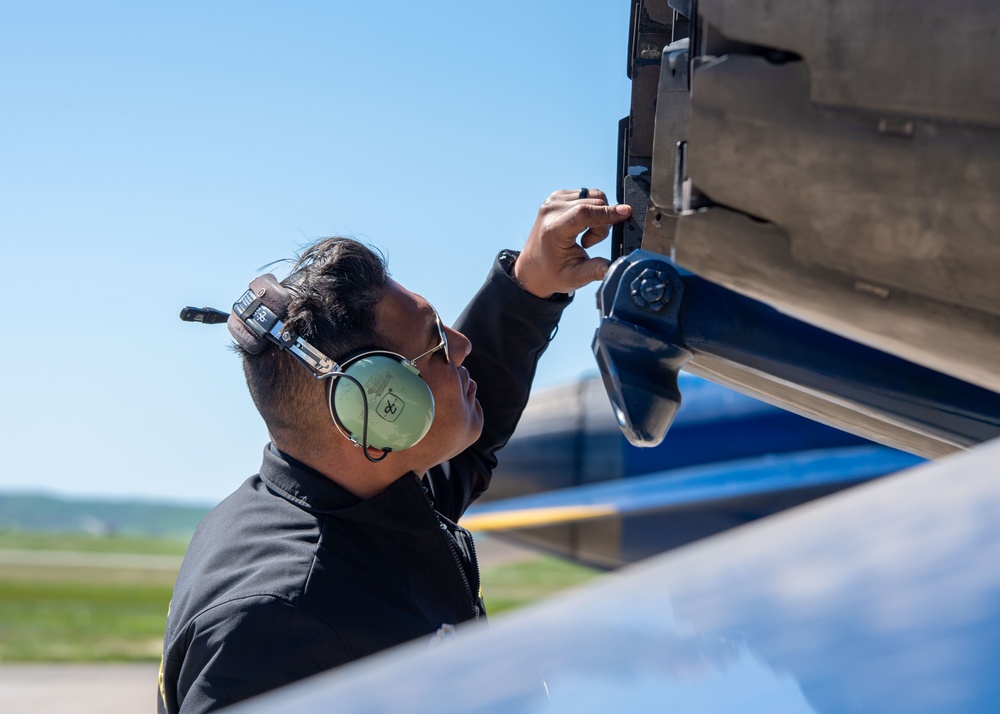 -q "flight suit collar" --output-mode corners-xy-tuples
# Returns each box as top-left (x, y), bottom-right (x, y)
(258, 444), (439, 534)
